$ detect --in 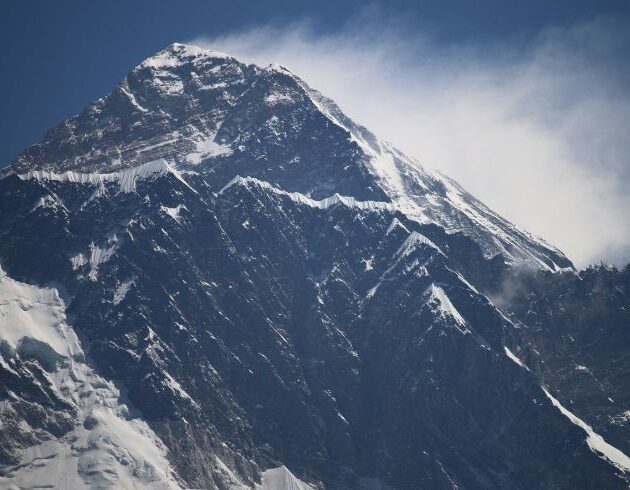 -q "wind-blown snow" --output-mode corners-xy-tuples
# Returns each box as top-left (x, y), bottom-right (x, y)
(292, 73), (406, 197)
(543, 387), (630, 474)
(0, 267), (182, 489)
(287, 70), (561, 267)
(289, 68), (567, 269)
(369, 144), (405, 196)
